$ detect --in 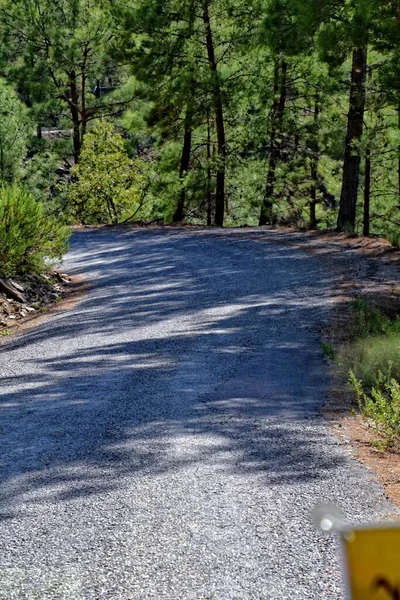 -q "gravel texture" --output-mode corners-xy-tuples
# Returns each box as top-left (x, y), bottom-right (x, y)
(0, 227), (395, 599)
